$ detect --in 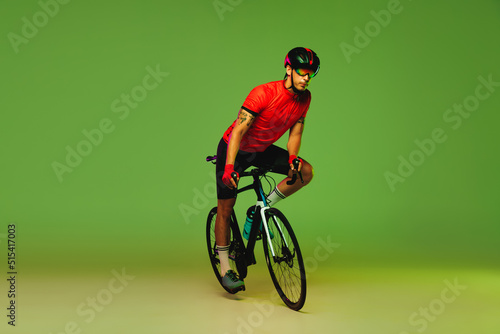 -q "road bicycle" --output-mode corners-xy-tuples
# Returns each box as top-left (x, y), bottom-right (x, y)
(205, 155), (306, 311)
